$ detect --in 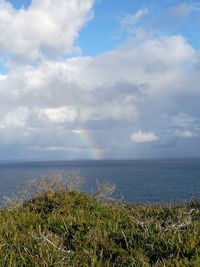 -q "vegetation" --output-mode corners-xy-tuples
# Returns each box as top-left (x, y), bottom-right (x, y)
(0, 173), (200, 266)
